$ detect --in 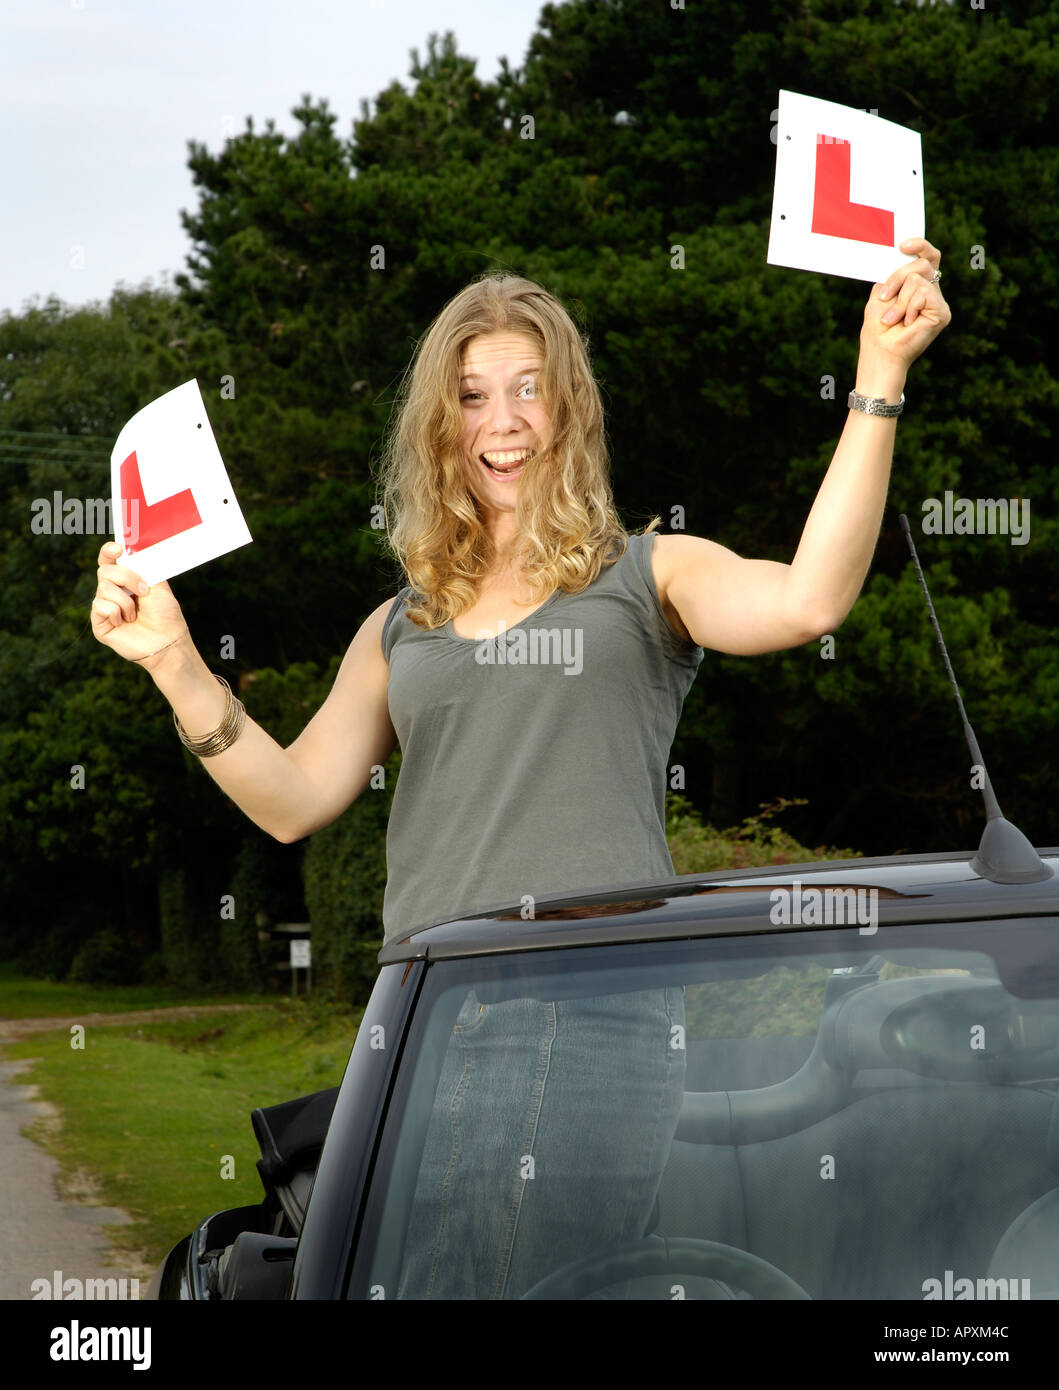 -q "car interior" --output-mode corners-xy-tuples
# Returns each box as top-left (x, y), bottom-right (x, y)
(359, 925), (1059, 1300)
(650, 949), (1059, 1300)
